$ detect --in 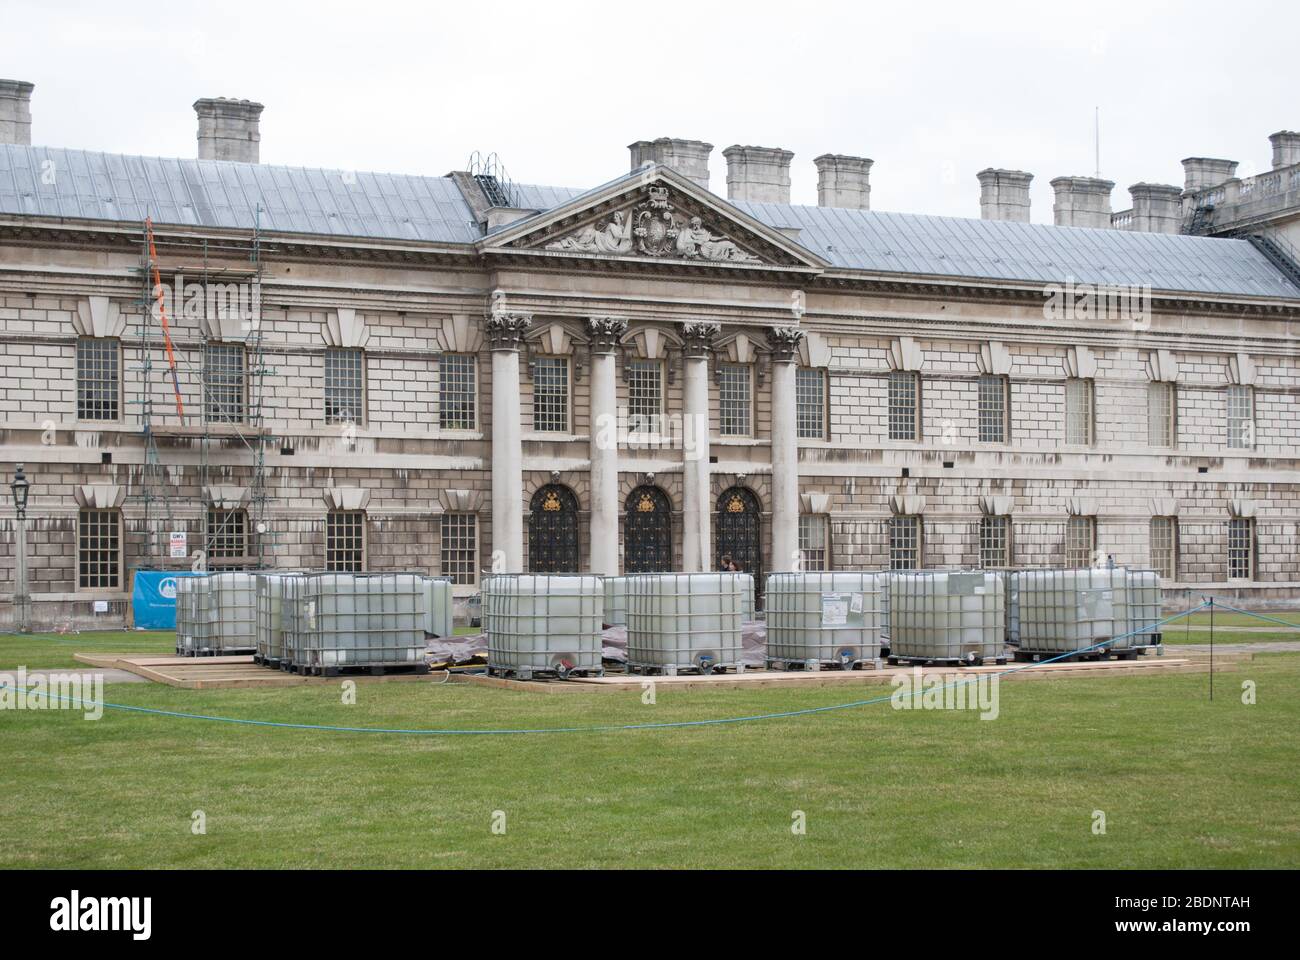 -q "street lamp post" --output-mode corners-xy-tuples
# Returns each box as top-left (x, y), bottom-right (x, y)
(11, 463), (31, 633)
